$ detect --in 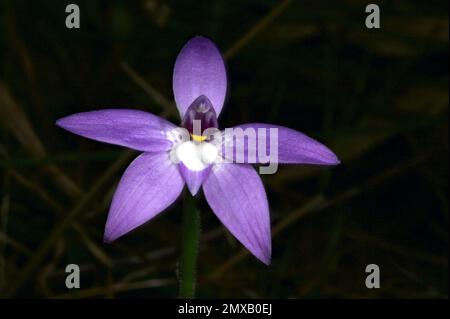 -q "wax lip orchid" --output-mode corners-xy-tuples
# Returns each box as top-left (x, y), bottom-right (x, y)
(56, 36), (340, 265)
